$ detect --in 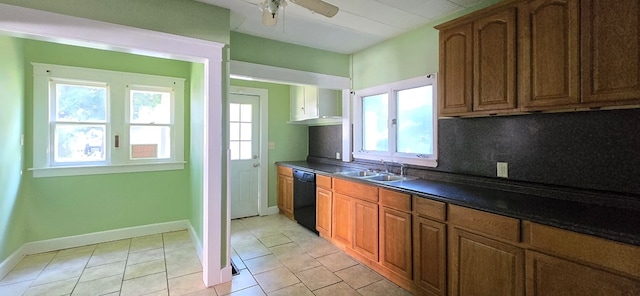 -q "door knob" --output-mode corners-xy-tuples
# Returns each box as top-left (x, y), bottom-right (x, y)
(253, 163), (260, 167)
